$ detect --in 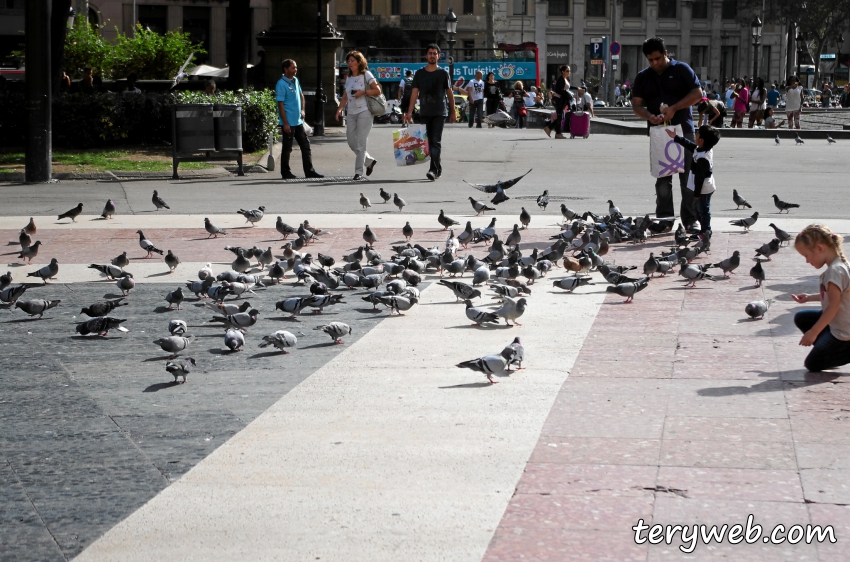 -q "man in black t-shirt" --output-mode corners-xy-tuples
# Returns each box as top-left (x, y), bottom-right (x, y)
(405, 44), (456, 181)
(631, 37), (703, 230)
